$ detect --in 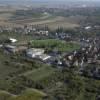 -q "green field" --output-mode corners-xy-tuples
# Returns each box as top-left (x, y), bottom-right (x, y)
(30, 39), (80, 52)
